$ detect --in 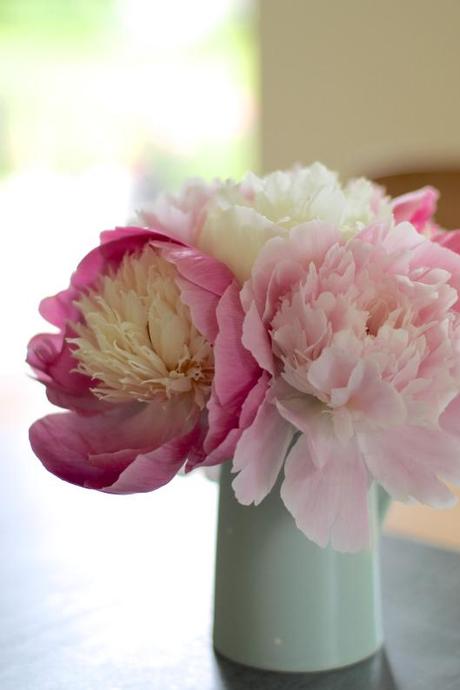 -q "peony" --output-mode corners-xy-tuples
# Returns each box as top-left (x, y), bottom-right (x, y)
(28, 226), (237, 493)
(196, 163), (393, 283)
(28, 163), (460, 554)
(138, 178), (221, 245)
(391, 185), (440, 236)
(210, 219), (460, 551)
(393, 182), (460, 251)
